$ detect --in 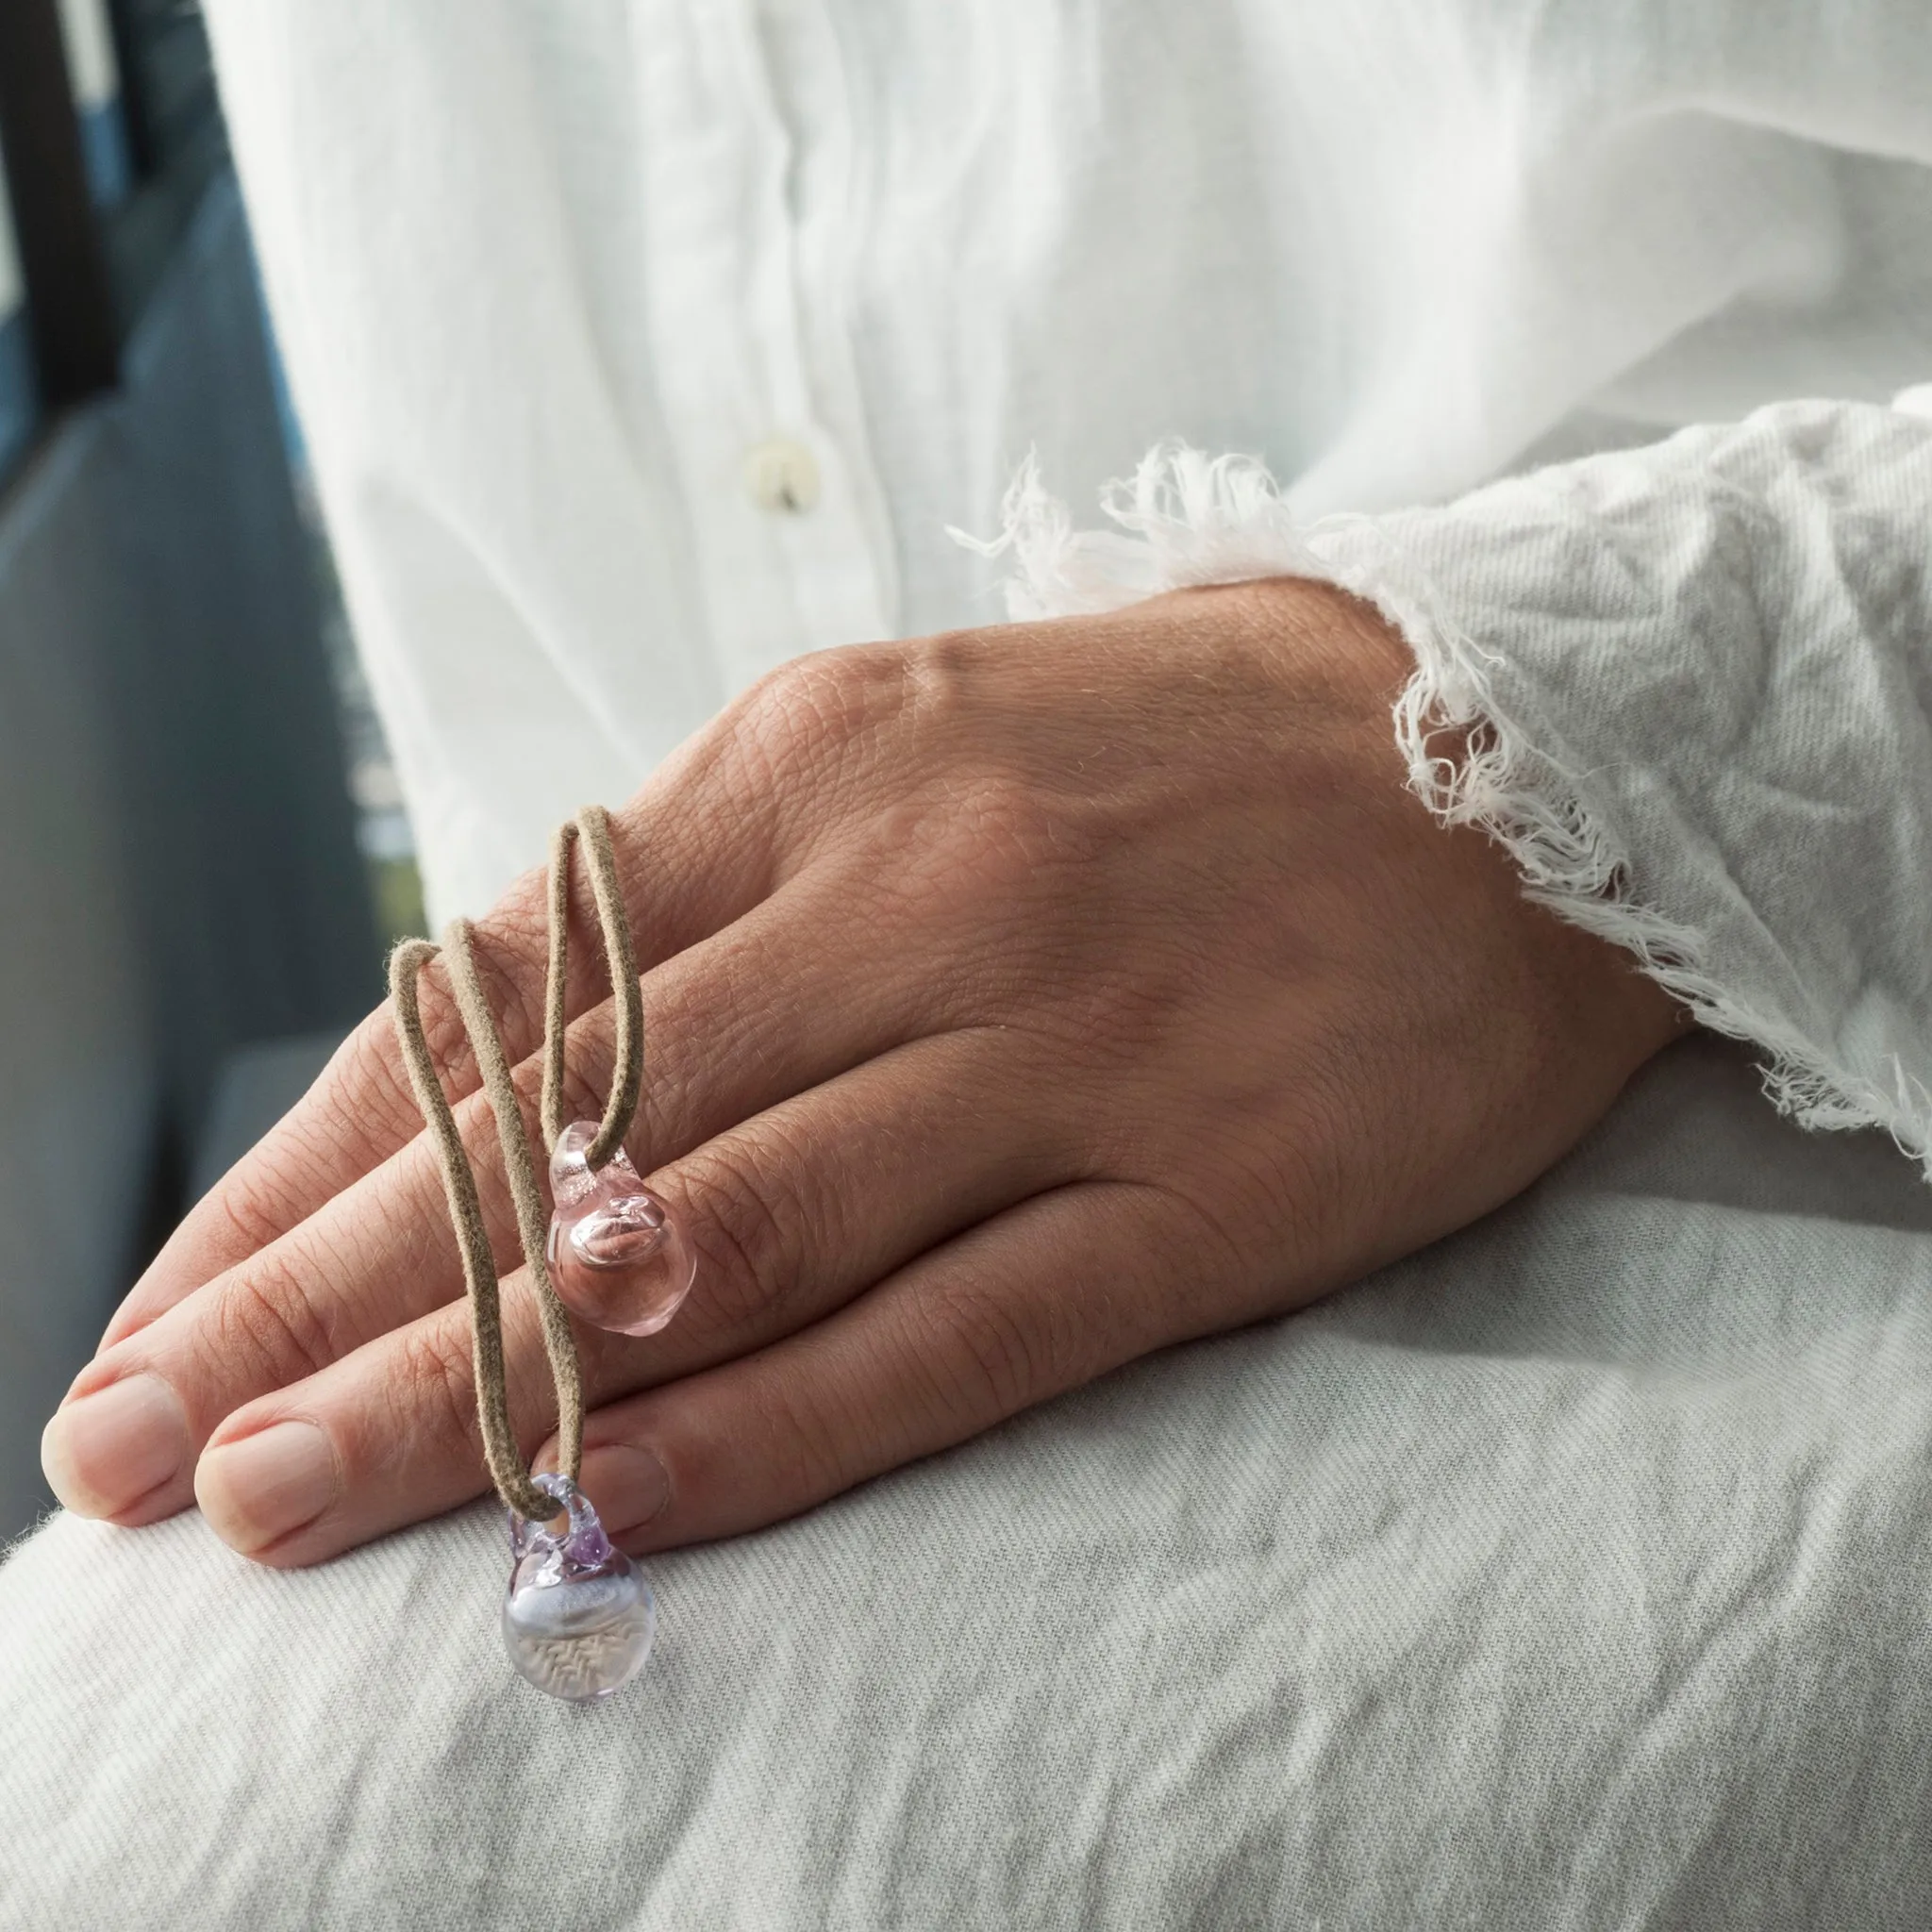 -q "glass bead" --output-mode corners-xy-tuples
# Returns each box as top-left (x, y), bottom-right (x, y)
(545, 1119), (696, 1336)
(502, 1473), (655, 1703)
